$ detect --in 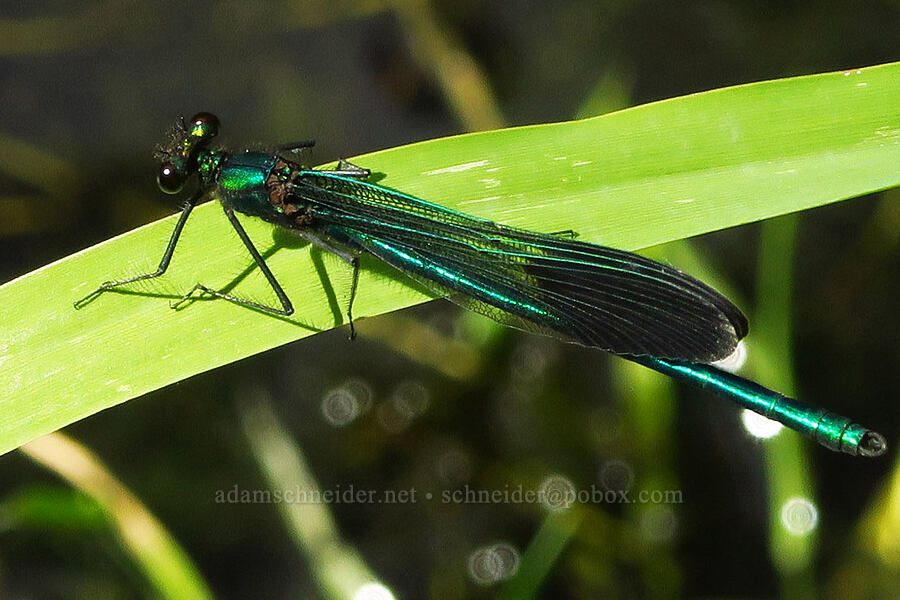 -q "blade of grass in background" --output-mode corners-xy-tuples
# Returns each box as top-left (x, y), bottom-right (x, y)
(498, 509), (584, 600)
(238, 388), (393, 600)
(21, 433), (213, 600)
(392, 0), (506, 132)
(753, 216), (817, 597)
(0, 62), (898, 456)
